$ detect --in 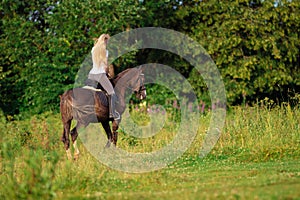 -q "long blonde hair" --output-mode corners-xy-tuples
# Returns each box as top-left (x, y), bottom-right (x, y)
(92, 34), (110, 68)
